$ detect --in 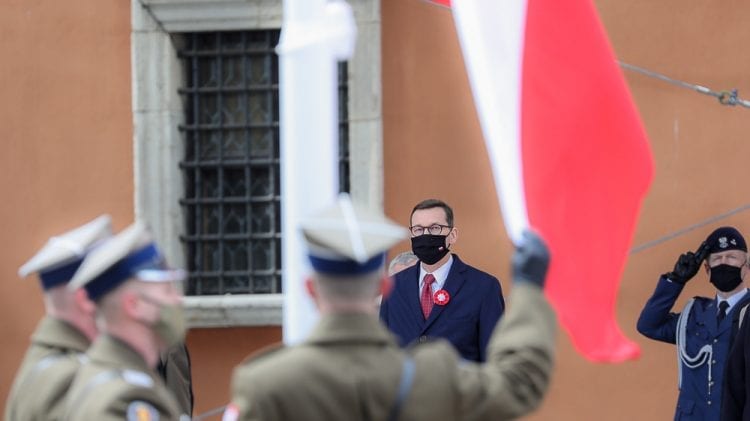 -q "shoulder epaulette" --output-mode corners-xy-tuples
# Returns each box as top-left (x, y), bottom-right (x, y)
(121, 369), (154, 388)
(16, 351), (85, 393)
(240, 342), (285, 366)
